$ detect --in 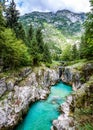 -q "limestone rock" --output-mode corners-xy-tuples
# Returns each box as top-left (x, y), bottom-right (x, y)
(0, 67), (58, 130)
(7, 80), (14, 91)
(0, 78), (7, 97)
(52, 96), (75, 130)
